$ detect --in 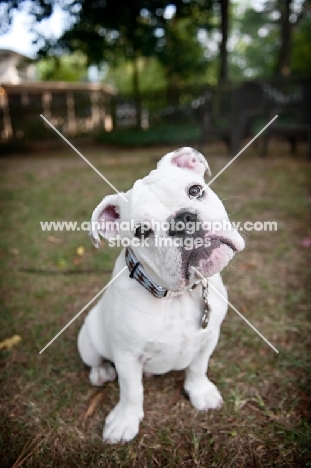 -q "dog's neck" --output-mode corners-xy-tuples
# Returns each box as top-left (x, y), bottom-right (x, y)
(125, 248), (211, 328)
(125, 248), (200, 298)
